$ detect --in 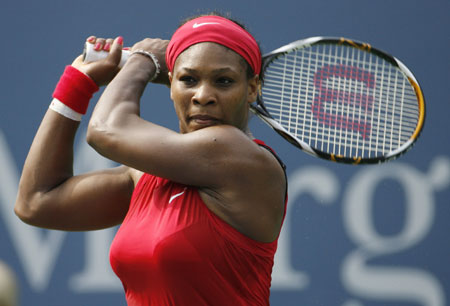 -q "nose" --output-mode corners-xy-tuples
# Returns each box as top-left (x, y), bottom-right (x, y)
(191, 82), (217, 106)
